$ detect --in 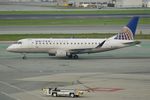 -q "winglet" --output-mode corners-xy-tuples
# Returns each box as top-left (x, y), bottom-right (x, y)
(114, 17), (139, 40)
